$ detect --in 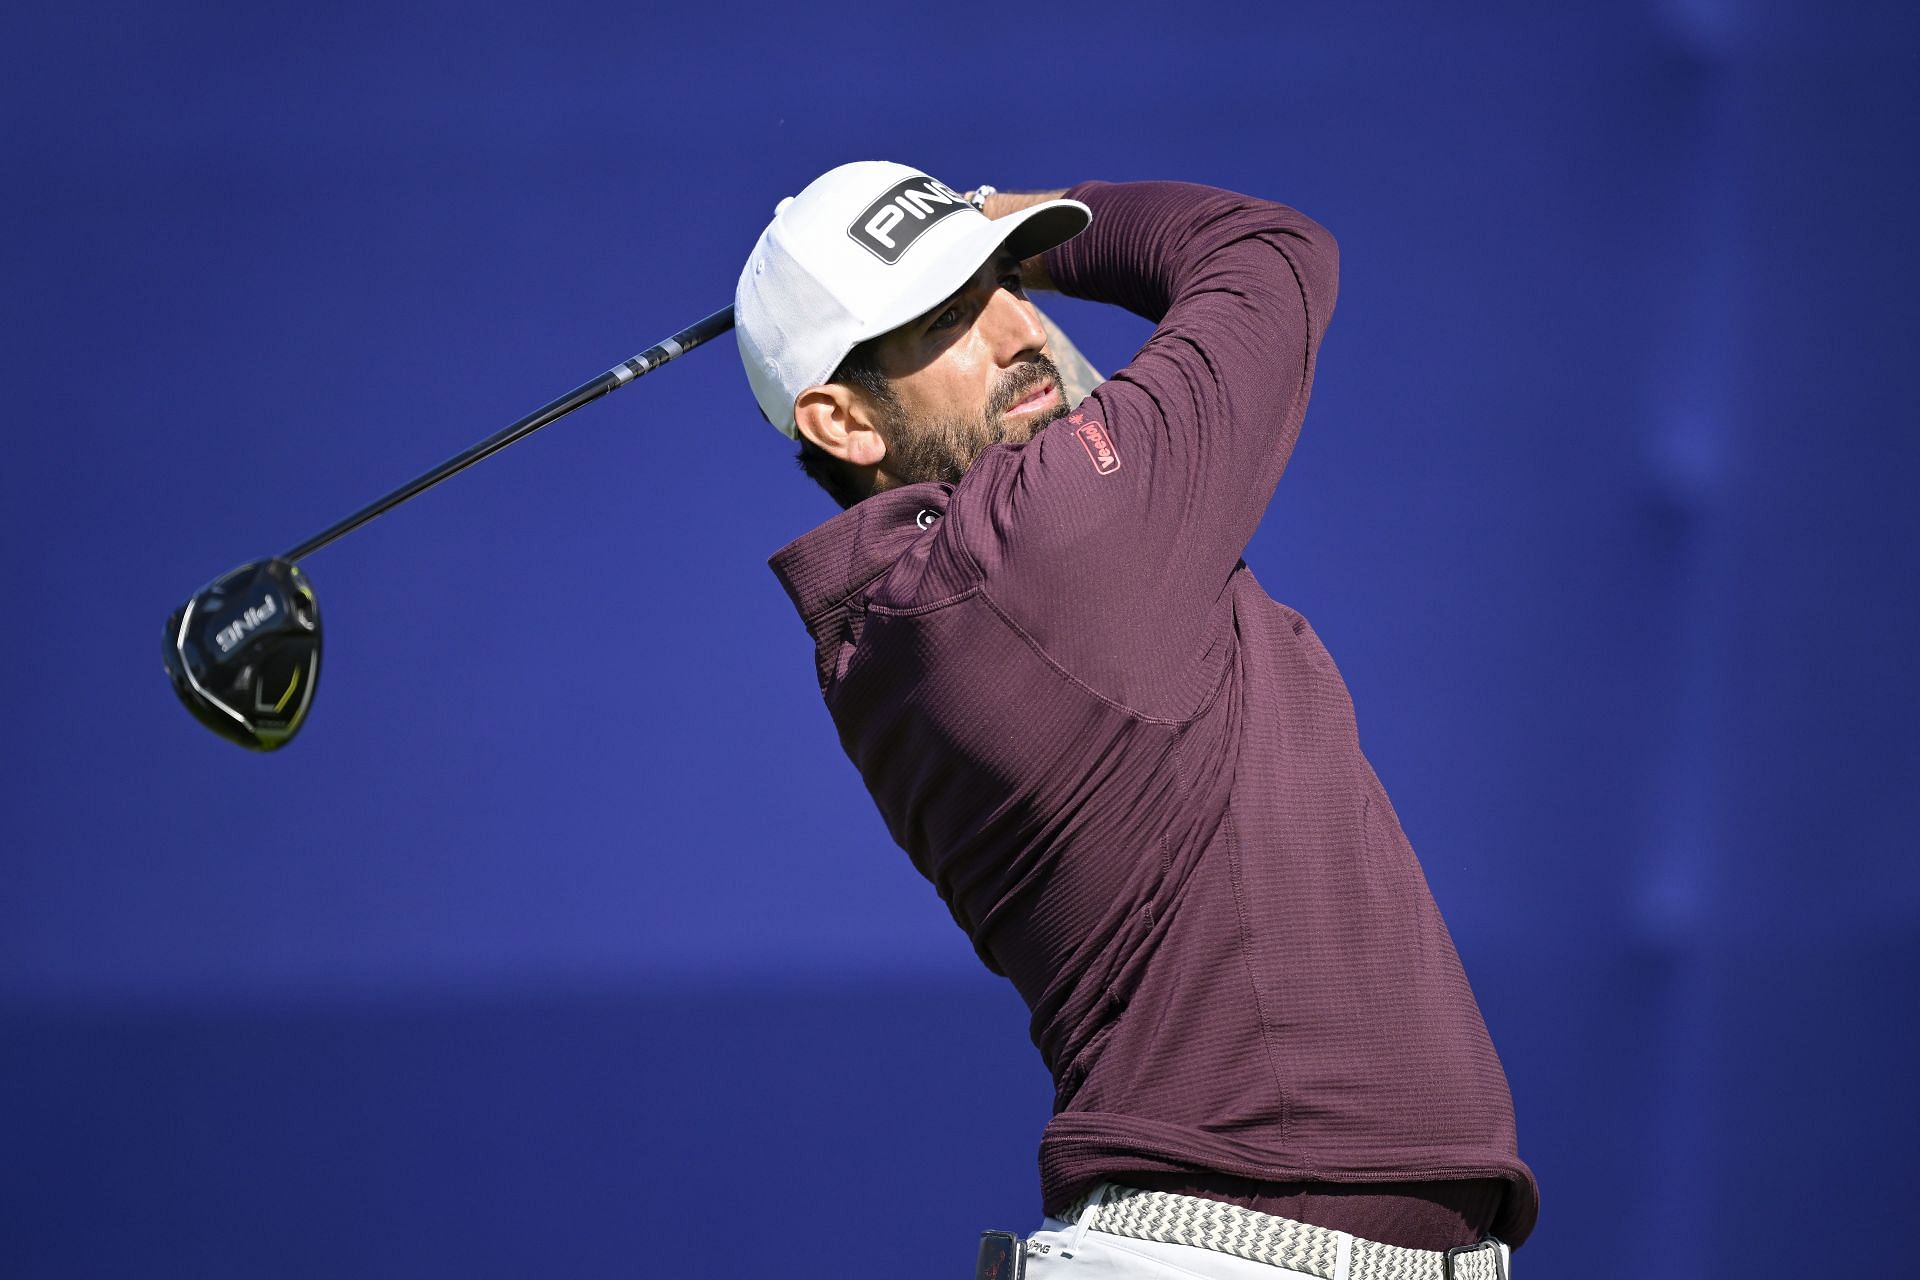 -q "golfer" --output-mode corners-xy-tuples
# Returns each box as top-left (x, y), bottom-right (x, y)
(736, 164), (1536, 1279)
